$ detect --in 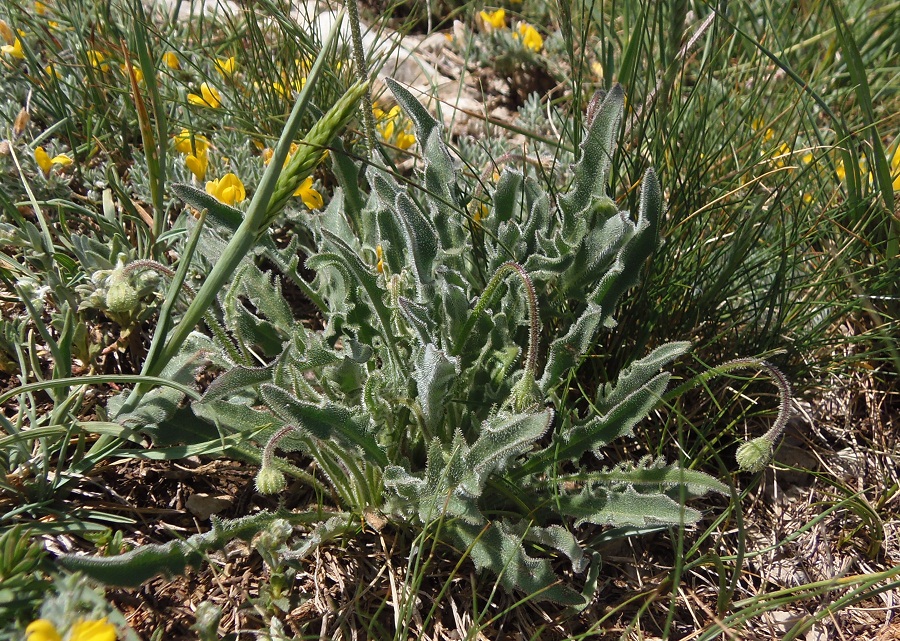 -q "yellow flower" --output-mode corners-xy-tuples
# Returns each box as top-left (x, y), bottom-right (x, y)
(395, 128), (416, 150)
(25, 617), (116, 641)
(185, 148), (208, 180)
(479, 8), (506, 32)
(272, 76), (305, 99)
(35, 1), (50, 15)
(888, 142), (900, 191)
(187, 82), (221, 108)
(373, 105), (415, 149)
(206, 173), (245, 205)
(514, 22), (543, 52)
(121, 63), (143, 83)
(1, 38), (25, 59)
(294, 56), (312, 74)
(772, 141), (791, 168)
(379, 117), (396, 140)
(0, 20), (14, 45)
(70, 619), (116, 641)
(51, 152), (73, 166)
(375, 244), (385, 274)
(471, 202), (489, 228)
(26, 619), (61, 641)
(750, 118), (776, 142)
(86, 50), (108, 71)
(163, 51), (180, 70)
(35, 146), (73, 177)
(214, 56), (236, 77)
(293, 176), (323, 209)
(173, 128), (209, 155)
(262, 142), (300, 167)
(45, 63), (59, 78)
